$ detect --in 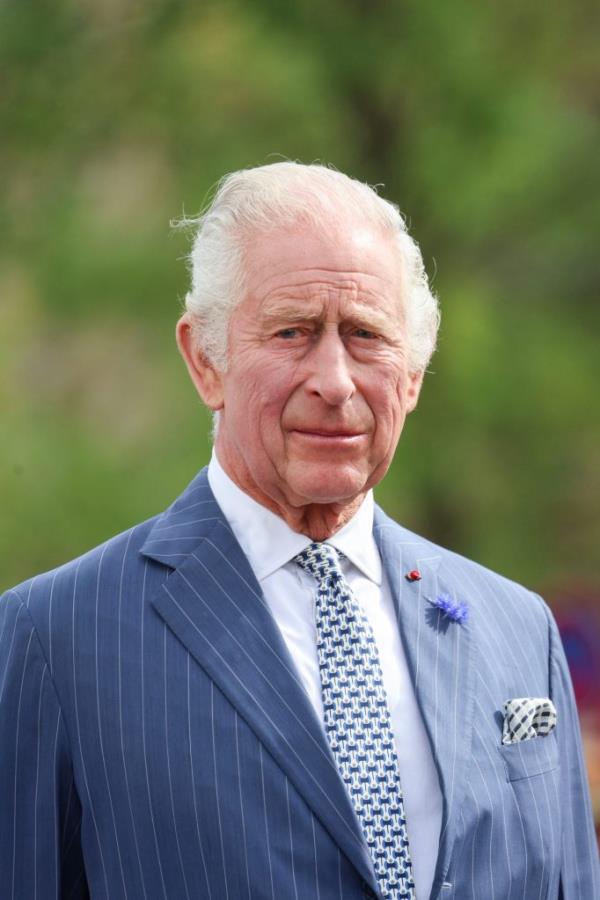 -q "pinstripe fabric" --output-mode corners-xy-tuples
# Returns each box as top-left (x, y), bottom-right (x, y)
(1, 467), (598, 899)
